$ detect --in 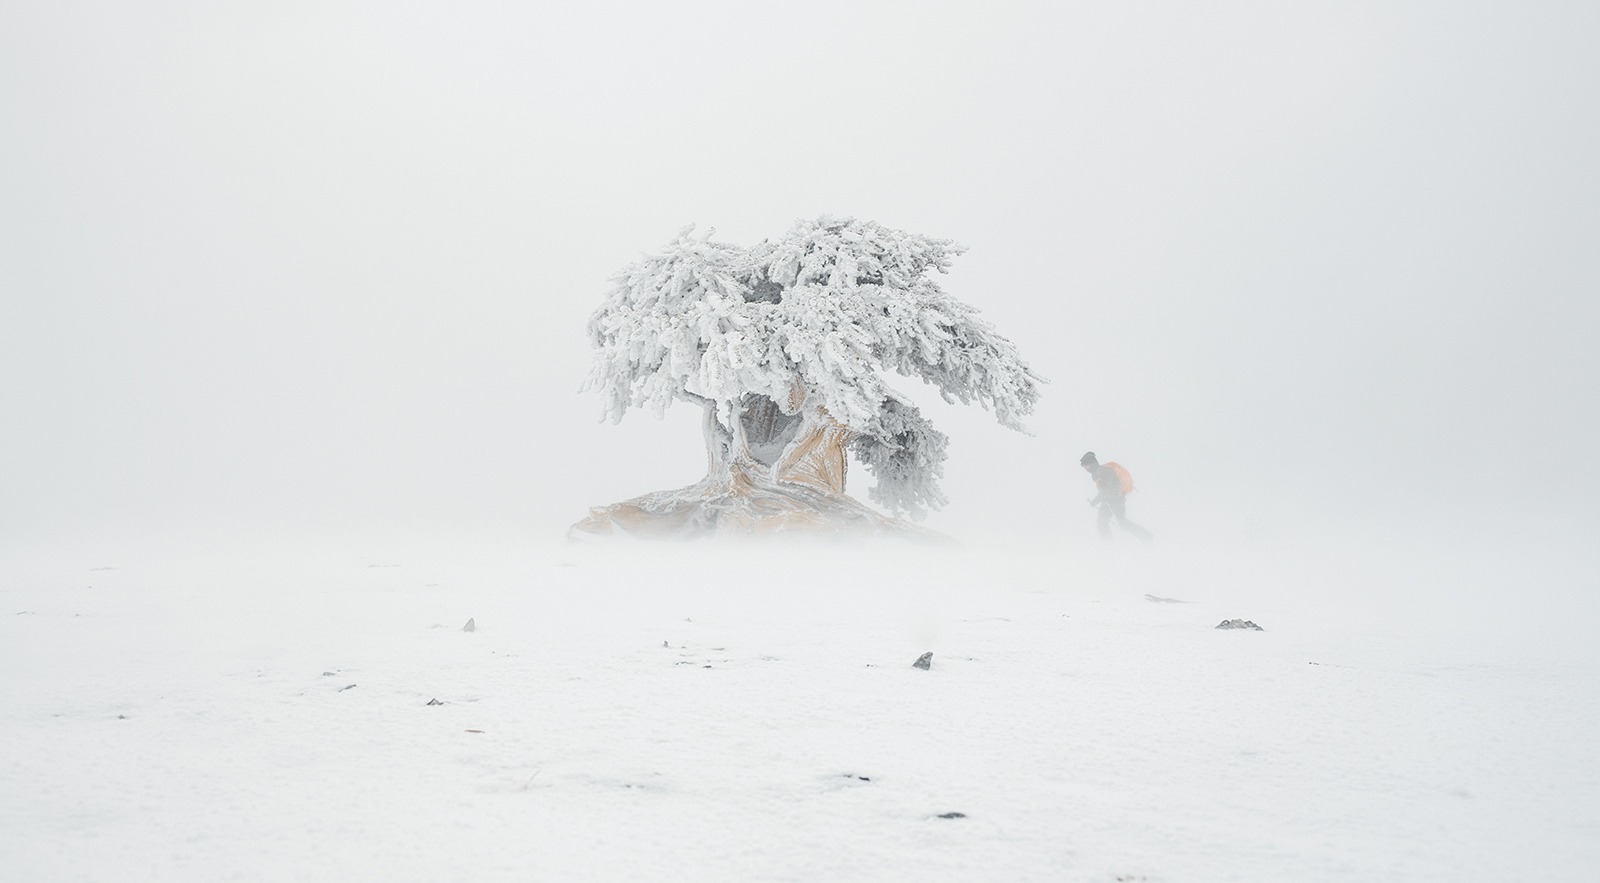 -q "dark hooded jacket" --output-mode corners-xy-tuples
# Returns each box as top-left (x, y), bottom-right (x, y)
(1088, 463), (1124, 502)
